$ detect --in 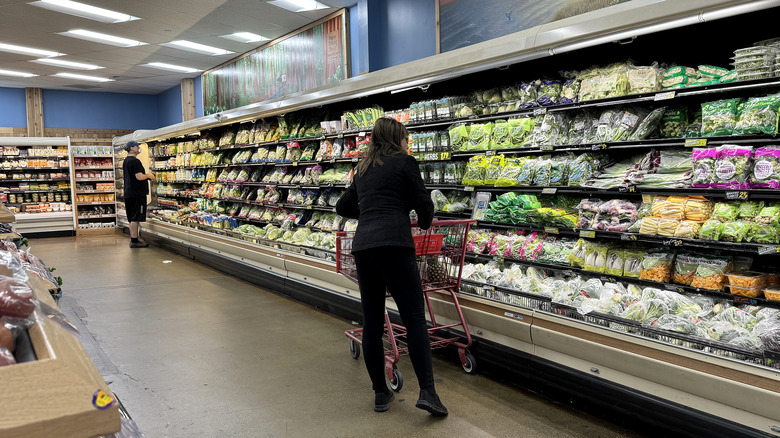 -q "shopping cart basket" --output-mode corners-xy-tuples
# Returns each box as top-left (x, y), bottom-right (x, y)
(336, 219), (476, 392)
